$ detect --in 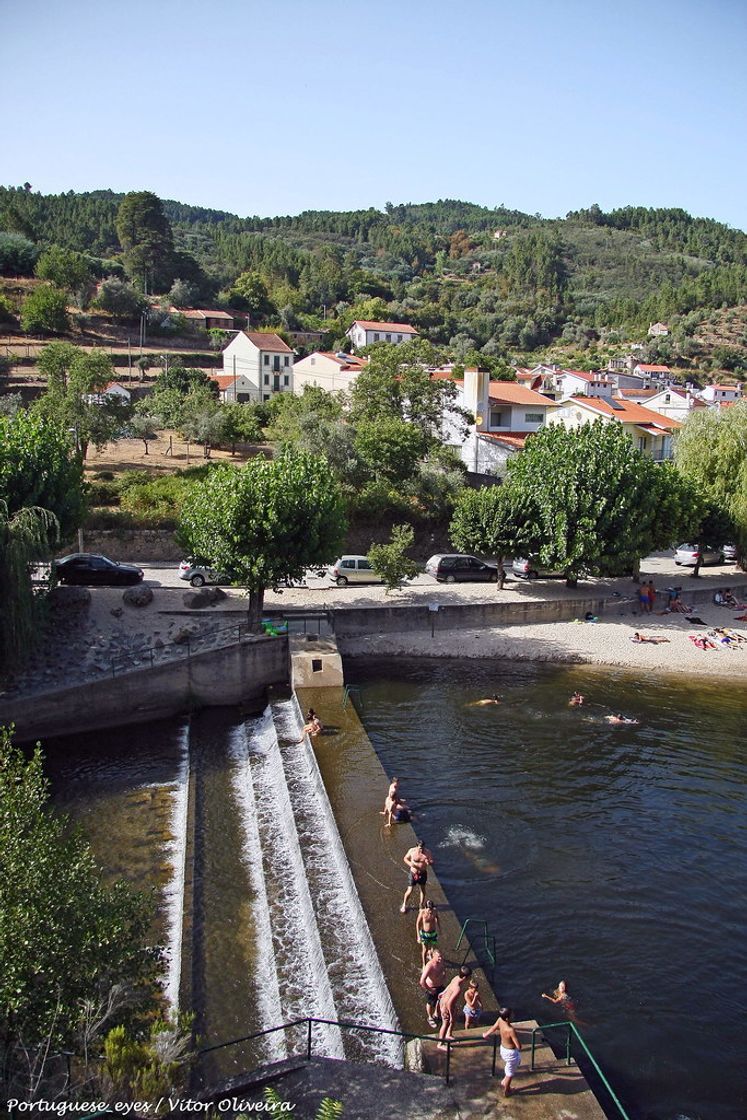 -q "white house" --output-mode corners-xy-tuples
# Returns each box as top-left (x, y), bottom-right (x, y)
(698, 382), (743, 404)
(648, 322), (670, 337)
(632, 363), (672, 385)
(639, 386), (706, 422)
(345, 320), (418, 350)
(84, 381), (131, 405)
(545, 395), (681, 460)
(221, 331), (294, 402)
(210, 373), (258, 403)
(440, 369), (556, 477)
(292, 351), (368, 396)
